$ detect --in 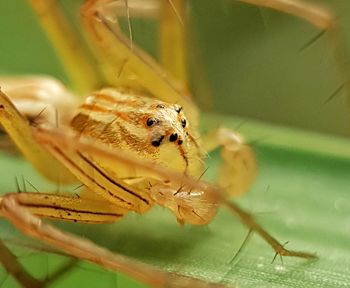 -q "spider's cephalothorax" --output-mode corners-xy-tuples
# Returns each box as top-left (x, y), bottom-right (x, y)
(71, 88), (205, 178)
